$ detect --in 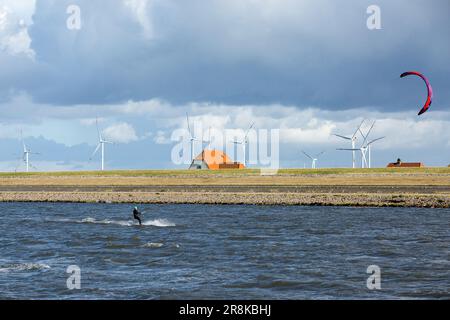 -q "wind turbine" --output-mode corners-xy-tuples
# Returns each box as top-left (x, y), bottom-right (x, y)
(186, 112), (208, 162)
(362, 137), (385, 168)
(333, 120), (365, 168)
(302, 150), (325, 169)
(231, 122), (255, 167)
(337, 121), (385, 168)
(19, 133), (39, 172)
(90, 118), (113, 171)
(358, 121), (385, 168)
